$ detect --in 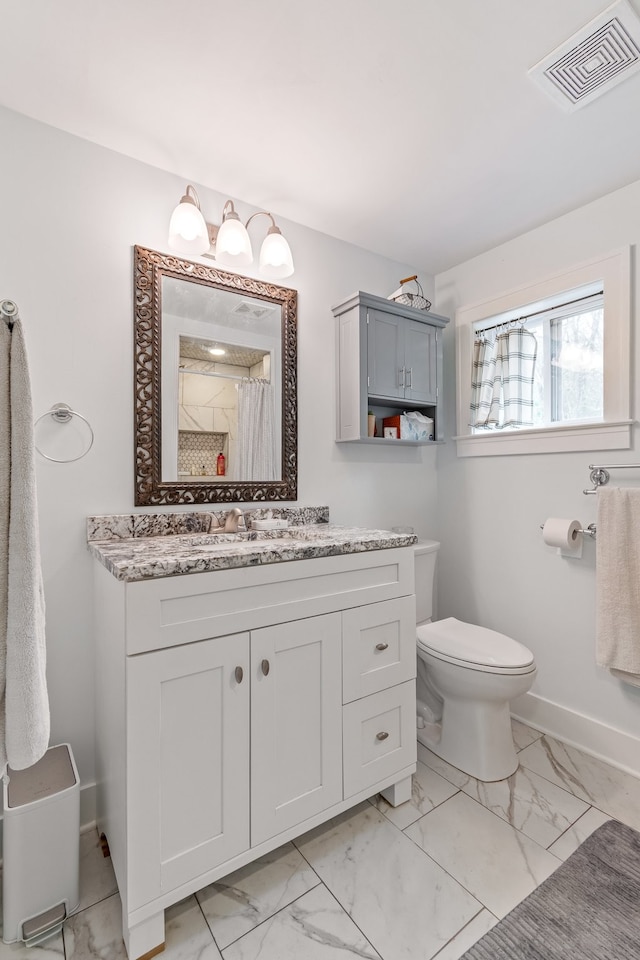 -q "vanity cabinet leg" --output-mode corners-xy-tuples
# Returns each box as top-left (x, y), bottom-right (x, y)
(380, 775), (412, 807)
(123, 908), (165, 960)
